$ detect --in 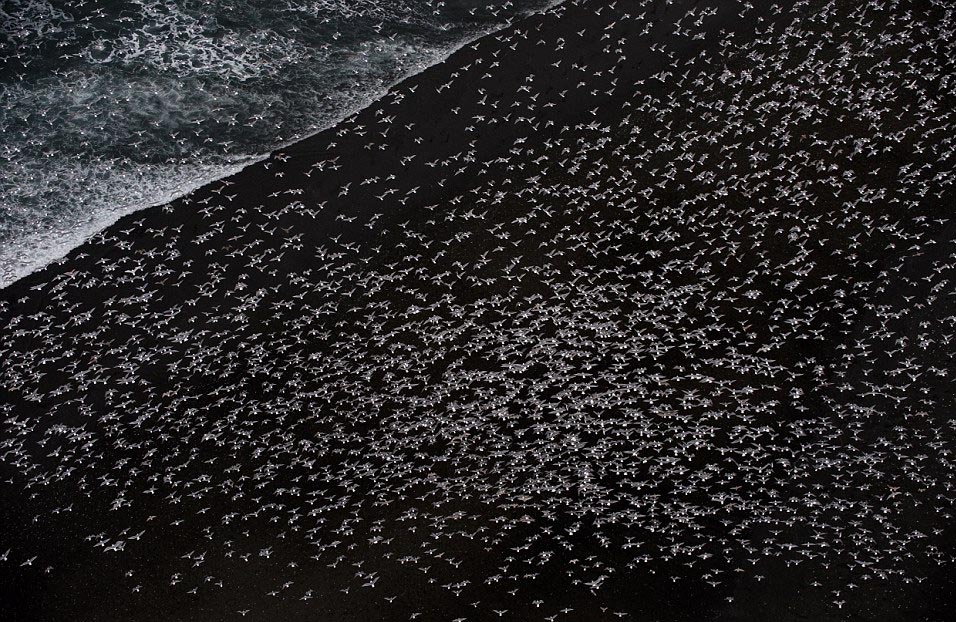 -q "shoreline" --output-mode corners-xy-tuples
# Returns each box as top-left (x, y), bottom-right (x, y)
(0, 2), (563, 292)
